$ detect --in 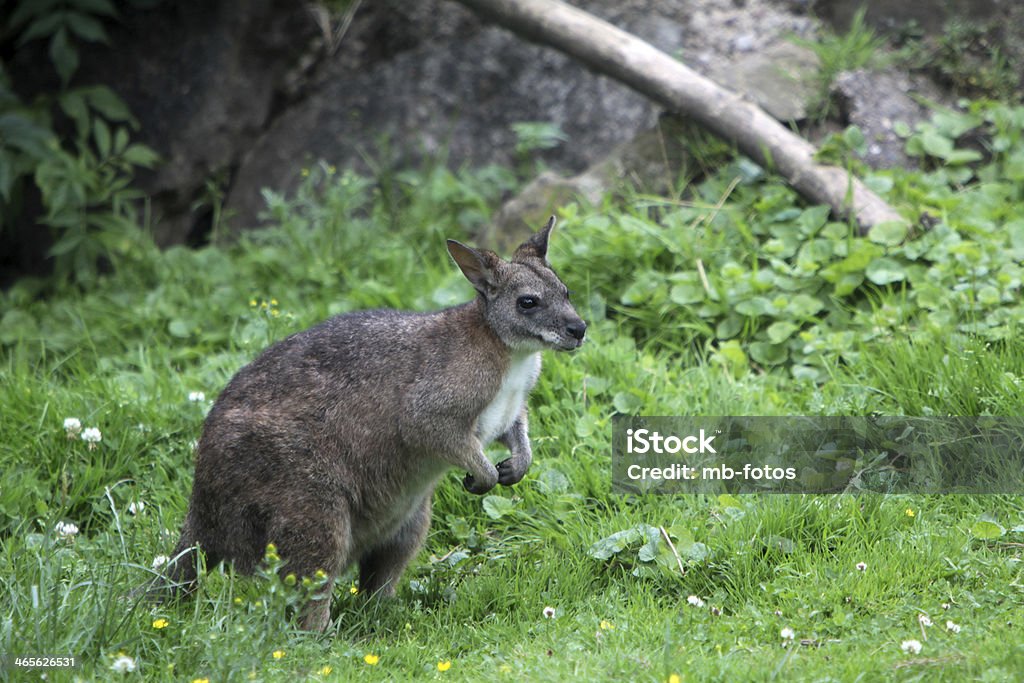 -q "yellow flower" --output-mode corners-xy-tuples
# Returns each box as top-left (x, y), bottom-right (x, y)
(152, 618), (169, 629)
(599, 619), (614, 630)
(364, 654), (379, 665)
(349, 584), (358, 595)
(270, 299), (278, 306)
(437, 660), (452, 672)
(249, 299), (257, 307)
(319, 665), (333, 675)
(301, 168), (311, 177)
(906, 508), (915, 517)
(272, 650), (285, 660)
(668, 675), (681, 683)
(192, 679), (209, 683)
(234, 597), (243, 605)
